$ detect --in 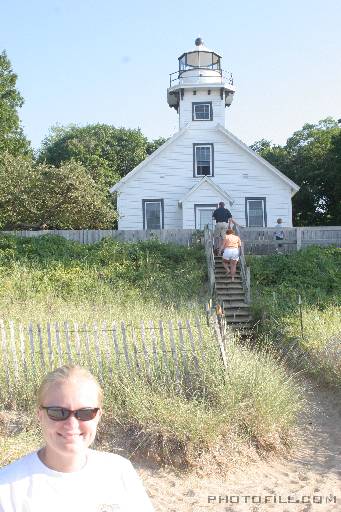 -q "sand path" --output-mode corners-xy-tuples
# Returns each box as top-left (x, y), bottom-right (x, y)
(137, 384), (341, 512)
